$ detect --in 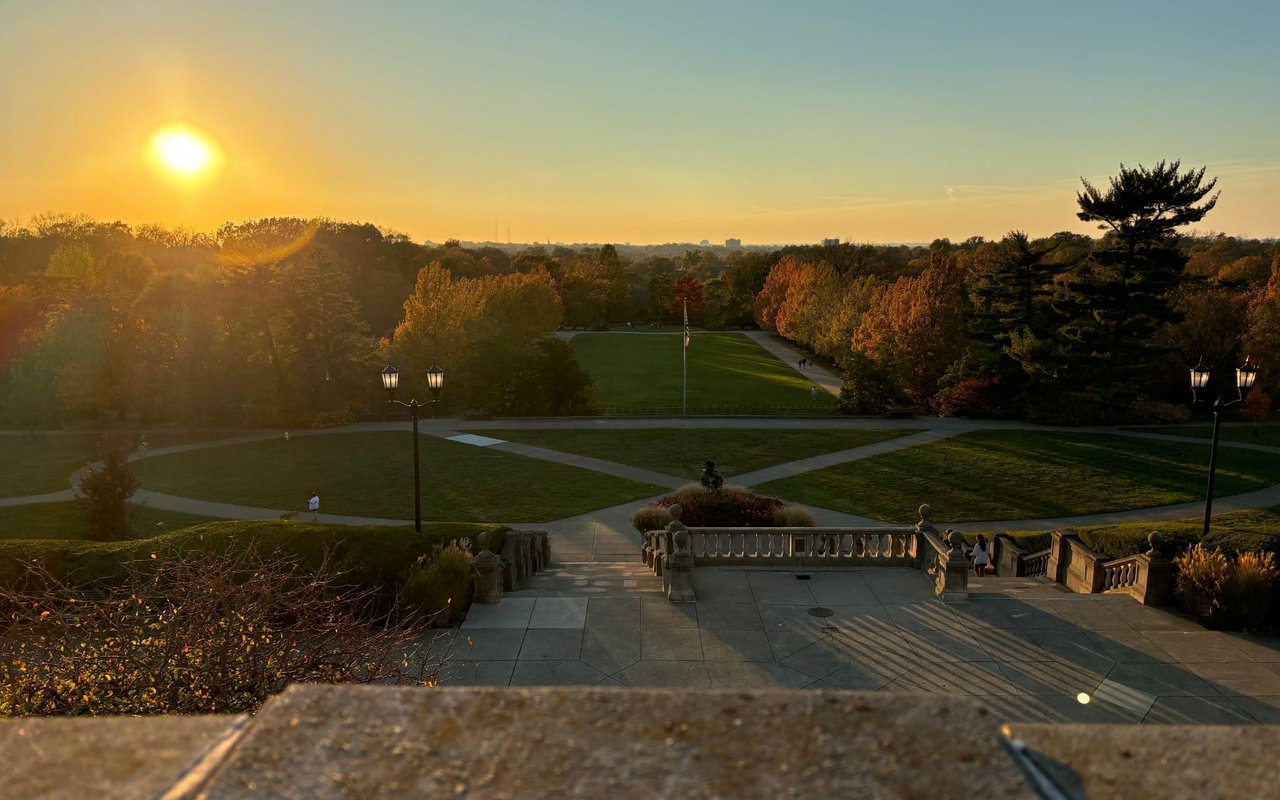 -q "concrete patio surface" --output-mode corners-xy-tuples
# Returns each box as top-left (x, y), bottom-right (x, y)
(444, 565), (1280, 725)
